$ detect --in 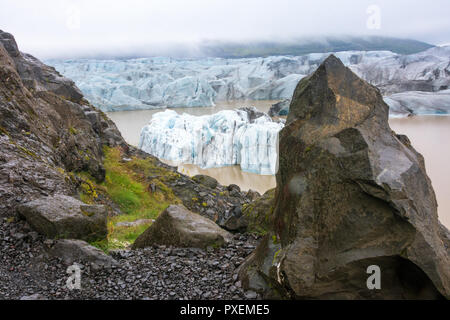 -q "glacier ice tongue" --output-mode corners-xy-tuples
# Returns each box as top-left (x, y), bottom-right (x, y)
(47, 47), (450, 115)
(138, 108), (284, 175)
